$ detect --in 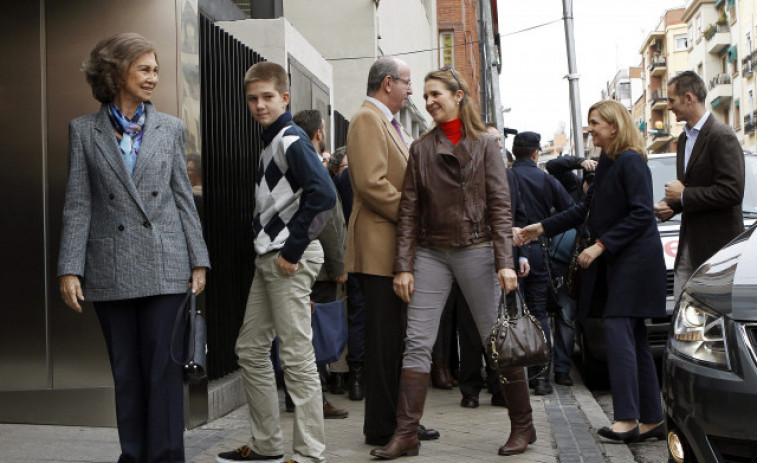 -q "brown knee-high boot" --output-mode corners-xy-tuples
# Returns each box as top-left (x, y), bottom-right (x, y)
(370, 369), (429, 459)
(498, 368), (537, 456)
